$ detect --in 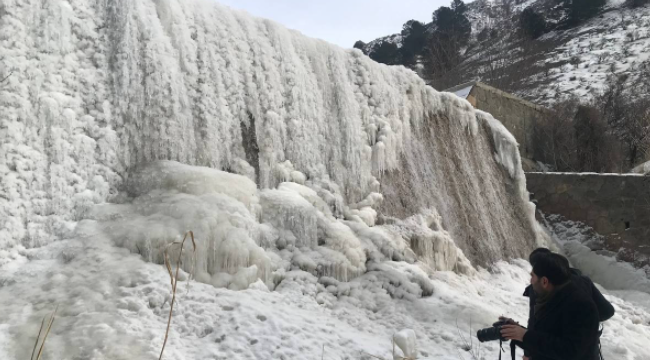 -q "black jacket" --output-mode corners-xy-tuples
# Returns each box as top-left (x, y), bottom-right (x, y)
(525, 269), (615, 324)
(522, 269), (615, 358)
(521, 281), (600, 360)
